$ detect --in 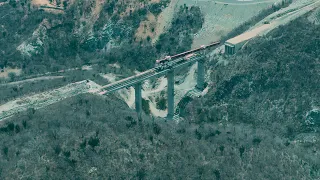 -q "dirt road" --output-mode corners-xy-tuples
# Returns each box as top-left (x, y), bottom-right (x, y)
(0, 80), (101, 121)
(0, 76), (64, 86)
(0, 1), (8, 6)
